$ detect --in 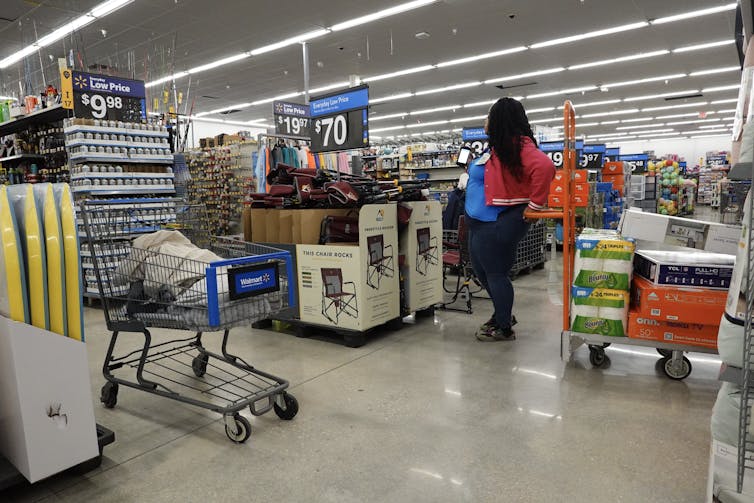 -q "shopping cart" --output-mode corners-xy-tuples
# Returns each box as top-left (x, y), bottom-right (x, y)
(80, 201), (298, 444)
